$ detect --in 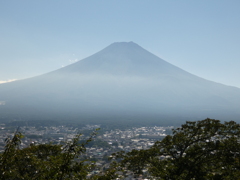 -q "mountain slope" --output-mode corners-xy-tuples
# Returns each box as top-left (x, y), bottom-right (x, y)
(0, 42), (240, 124)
